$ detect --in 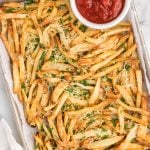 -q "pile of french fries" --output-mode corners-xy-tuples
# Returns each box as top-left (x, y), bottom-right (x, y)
(0, 0), (150, 149)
